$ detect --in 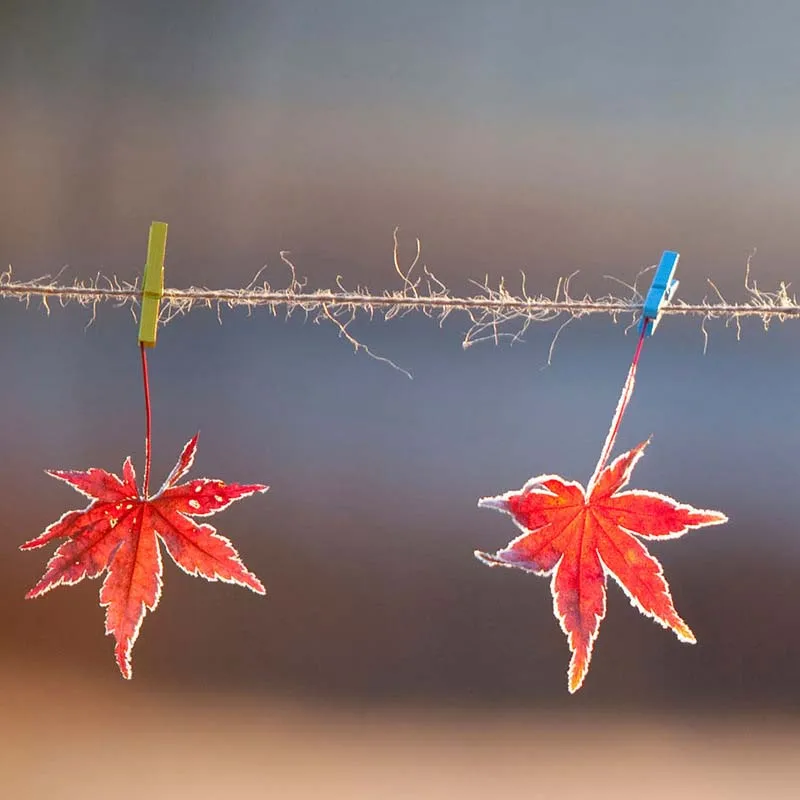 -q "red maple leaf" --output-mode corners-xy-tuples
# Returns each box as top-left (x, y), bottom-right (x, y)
(476, 439), (727, 693)
(21, 434), (267, 678)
